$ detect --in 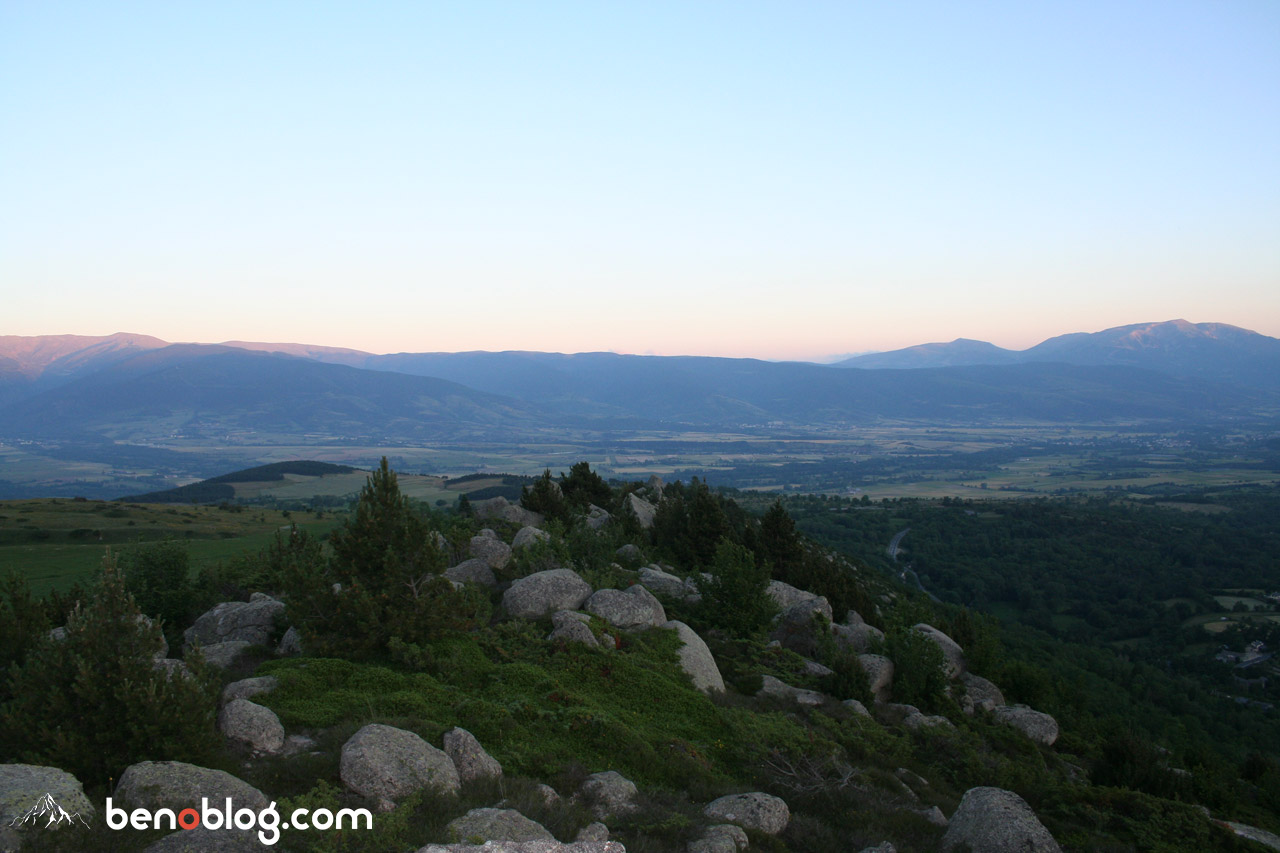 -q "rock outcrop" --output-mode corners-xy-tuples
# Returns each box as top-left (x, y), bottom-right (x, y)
(960, 672), (1005, 714)
(116, 761), (268, 812)
(504, 569), (593, 619)
(218, 699), (285, 756)
(512, 526), (551, 550)
(585, 586), (666, 630)
(470, 532), (512, 571)
(579, 771), (638, 820)
(859, 654), (894, 702)
(547, 610), (600, 647)
(446, 808), (554, 843)
(340, 724), (460, 809)
(688, 824), (749, 853)
(757, 675), (825, 706)
(220, 675), (279, 705)
(447, 558), (498, 587)
(913, 624), (966, 679)
(992, 705), (1059, 746)
(624, 494), (657, 528)
(184, 594), (284, 650)
(703, 792), (791, 835)
(443, 727), (503, 783)
(472, 497), (544, 528)
(765, 580), (819, 611)
(941, 786), (1062, 852)
(664, 620), (725, 693)
(0, 764), (95, 828)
